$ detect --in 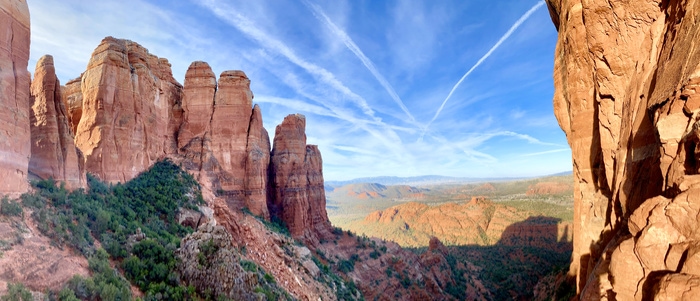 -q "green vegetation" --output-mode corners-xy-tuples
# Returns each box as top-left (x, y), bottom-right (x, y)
(17, 159), (205, 300)
(0, 196), (23, 217)
(311, 255), (363, 300)
(448, 245), (571, 300)
(500, 200), (573, 222)
(63, 249), (132, 300)
(1, 283), (32, 301)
